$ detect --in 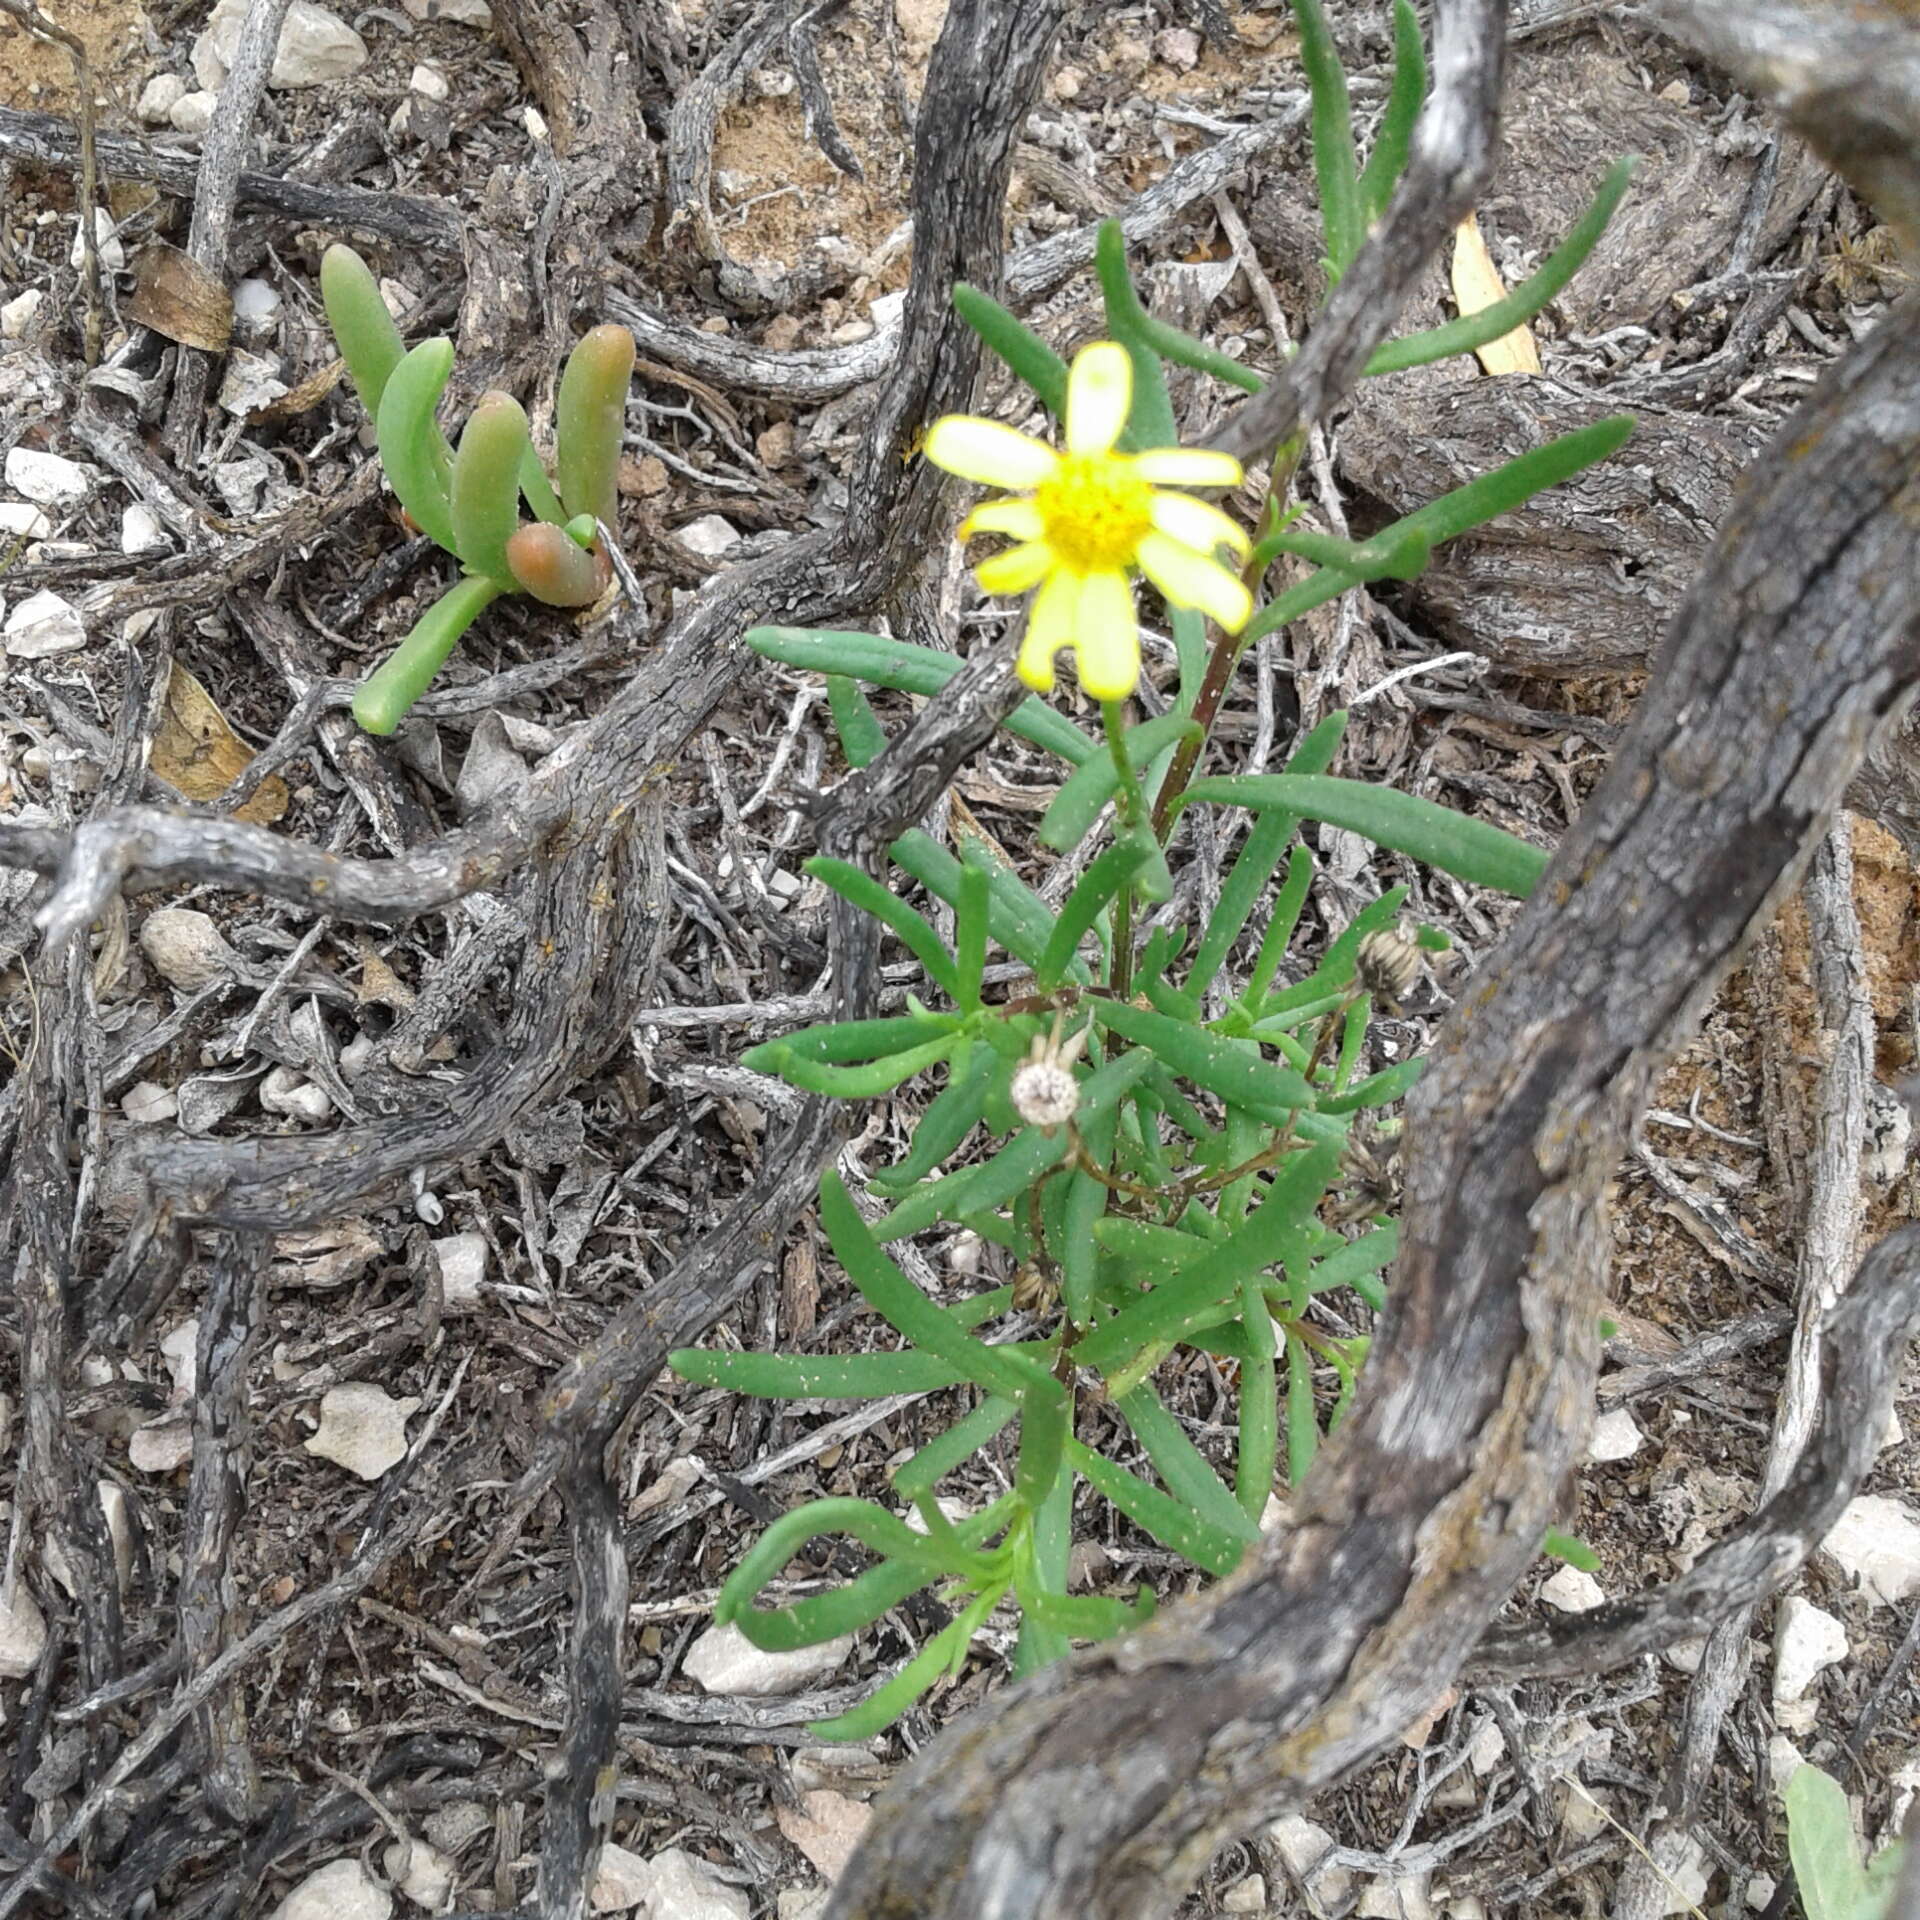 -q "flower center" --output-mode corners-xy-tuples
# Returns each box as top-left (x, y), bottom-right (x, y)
(1035, 455), (1154, 573)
